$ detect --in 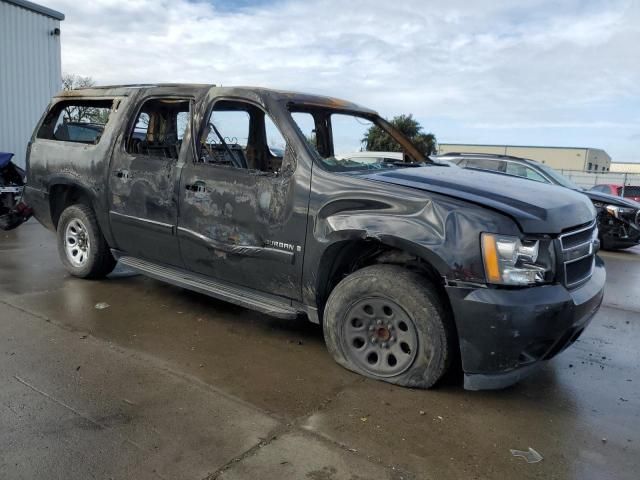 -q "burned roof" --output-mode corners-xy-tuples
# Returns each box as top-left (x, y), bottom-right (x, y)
(55, 84), (376, 115)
